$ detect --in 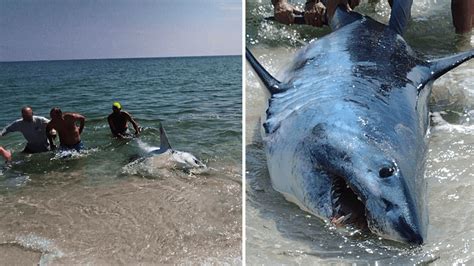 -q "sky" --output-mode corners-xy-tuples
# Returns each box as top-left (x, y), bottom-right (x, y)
(0, 0), (242, 61)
